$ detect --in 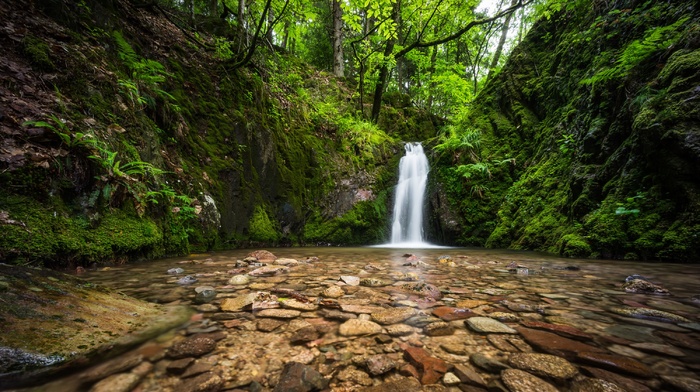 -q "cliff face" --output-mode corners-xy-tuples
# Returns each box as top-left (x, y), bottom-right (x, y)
(433, 0), (700, 260)
(0, 0), (435, 267)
